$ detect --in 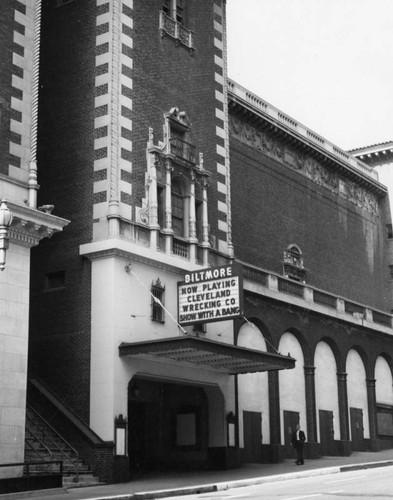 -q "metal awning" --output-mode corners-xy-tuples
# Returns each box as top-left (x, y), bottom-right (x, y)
(119, 336), (295, 374)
